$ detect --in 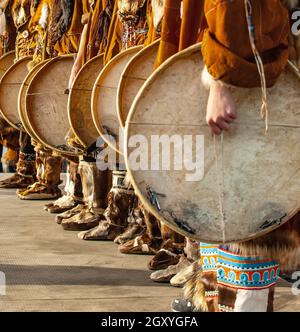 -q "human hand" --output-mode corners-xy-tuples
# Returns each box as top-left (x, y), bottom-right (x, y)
(206, 81), (237, 135)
